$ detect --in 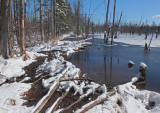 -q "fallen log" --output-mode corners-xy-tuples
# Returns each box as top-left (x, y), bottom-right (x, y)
(52, 86), (72, 112)
(79, 88), (117, 113)
(60, 78), (99, 84)
(33, 83), (59, 113)
(63, 95), (84, 112)
(32, 74), (67, 113)
(62, 86), (102, 112)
